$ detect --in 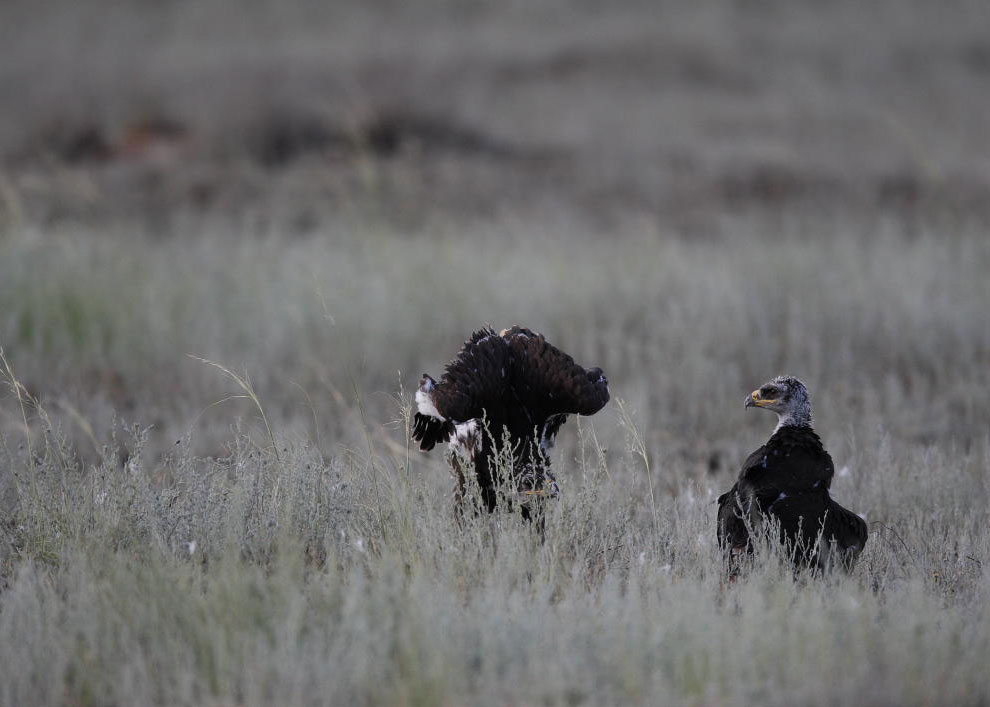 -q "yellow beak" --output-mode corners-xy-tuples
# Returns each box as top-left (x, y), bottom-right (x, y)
(746, 390), (777, 408)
